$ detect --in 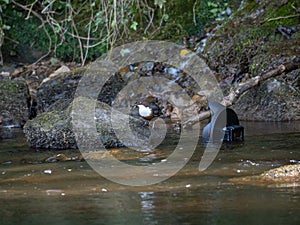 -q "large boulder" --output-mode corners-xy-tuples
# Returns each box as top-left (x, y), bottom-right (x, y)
(36, 67), (125, 113)
(24, 98), (150, 149)
(232, 75), (300, 121)
(36, 68), (85, 114)
(24, 61), (212, 149)
(23, 108), (76, 149)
